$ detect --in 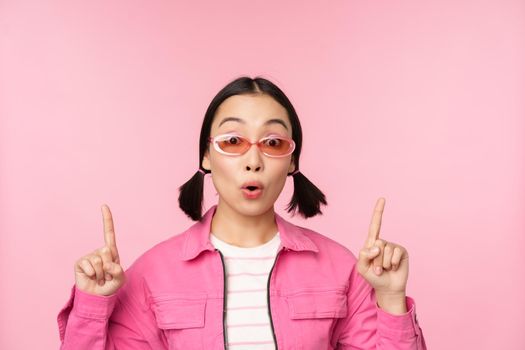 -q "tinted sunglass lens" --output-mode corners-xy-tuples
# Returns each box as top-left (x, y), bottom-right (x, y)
(261, 138), (293, 156)
(216, 136), (248, 154)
